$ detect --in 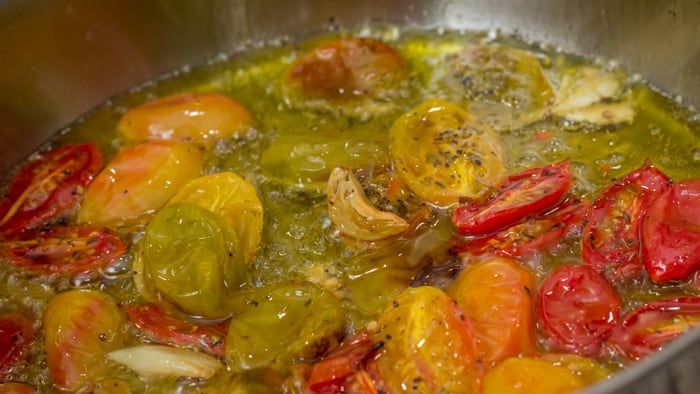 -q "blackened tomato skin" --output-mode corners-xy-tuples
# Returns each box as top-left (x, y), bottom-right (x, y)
(0, 144), (102, 235)
(582, 161), (672, 283)
(642, 179), (700, 283)
(453, 160), (572, 236)
(0, 313), (34, 380)
(537, 265), (621, 356)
